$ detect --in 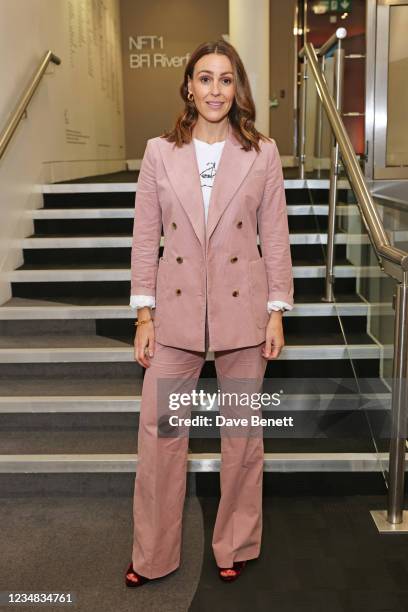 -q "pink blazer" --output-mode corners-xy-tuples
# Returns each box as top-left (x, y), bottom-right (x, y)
(130, 123), (294, 352)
